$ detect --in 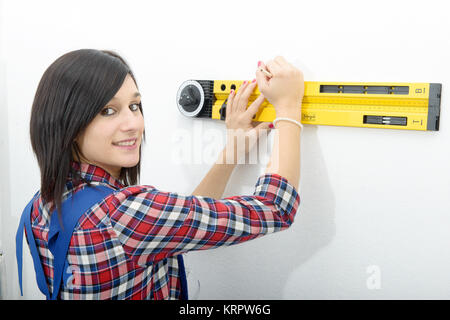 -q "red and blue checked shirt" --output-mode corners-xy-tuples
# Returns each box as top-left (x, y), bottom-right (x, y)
(28, 161), (300, 299)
